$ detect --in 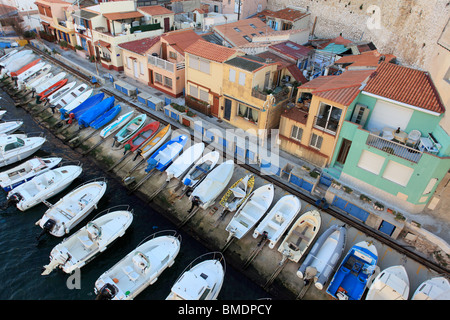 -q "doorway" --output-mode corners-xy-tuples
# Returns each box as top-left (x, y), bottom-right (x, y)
(336, 138), (352, 165)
